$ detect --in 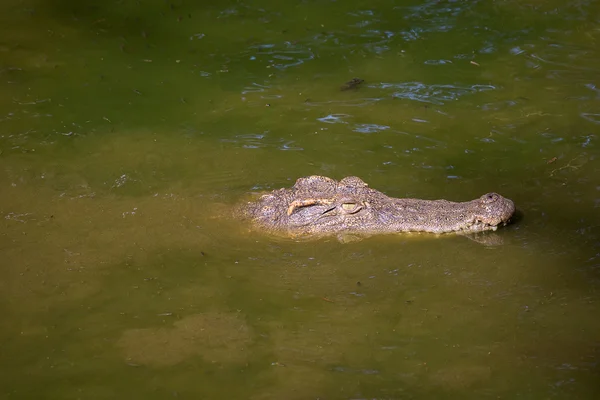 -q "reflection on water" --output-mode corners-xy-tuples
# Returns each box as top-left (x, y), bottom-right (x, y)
(1, 0), (600, 398)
